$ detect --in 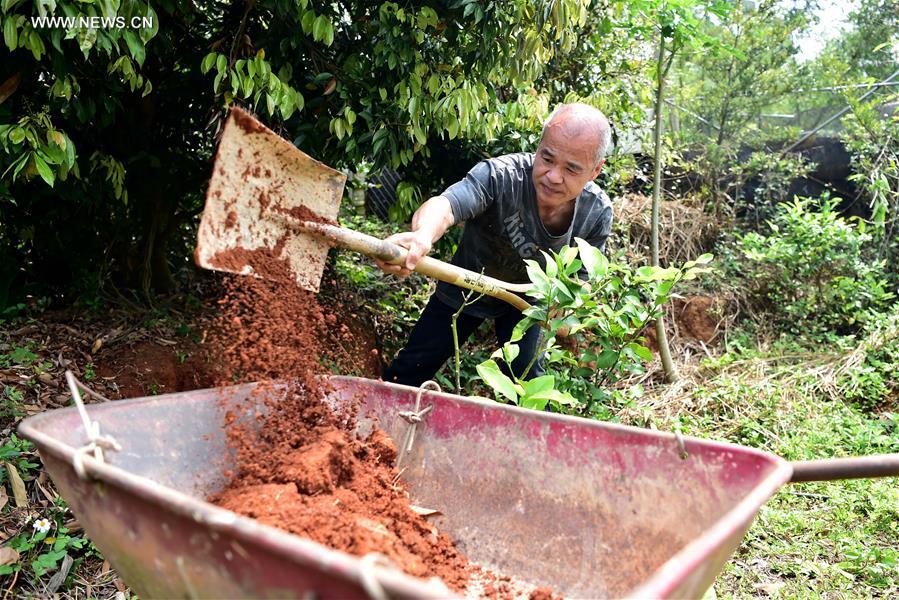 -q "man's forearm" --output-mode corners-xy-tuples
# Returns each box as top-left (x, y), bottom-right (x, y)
(411, 195), (455, 244)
